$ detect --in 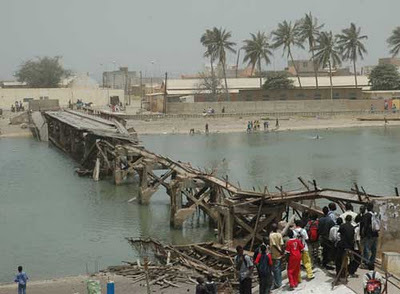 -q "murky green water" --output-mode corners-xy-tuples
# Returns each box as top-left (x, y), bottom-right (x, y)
(1, 126), (400, 282)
